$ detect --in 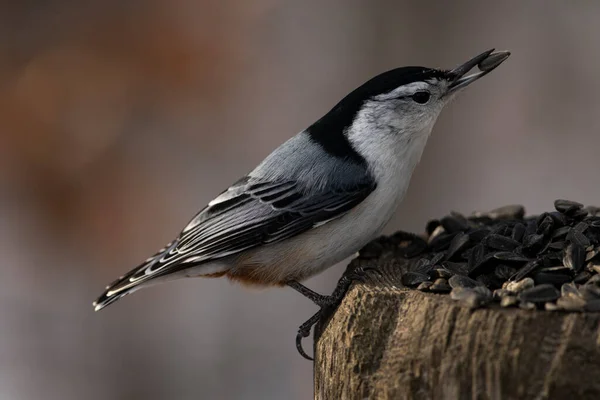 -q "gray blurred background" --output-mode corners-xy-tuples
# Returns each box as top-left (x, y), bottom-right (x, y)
(1, 1), (599, 399)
